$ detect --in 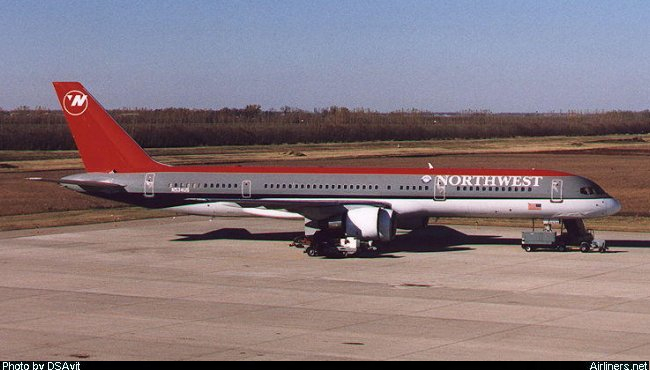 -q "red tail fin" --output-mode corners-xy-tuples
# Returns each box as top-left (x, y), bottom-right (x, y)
(52, 82), (167, 173)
